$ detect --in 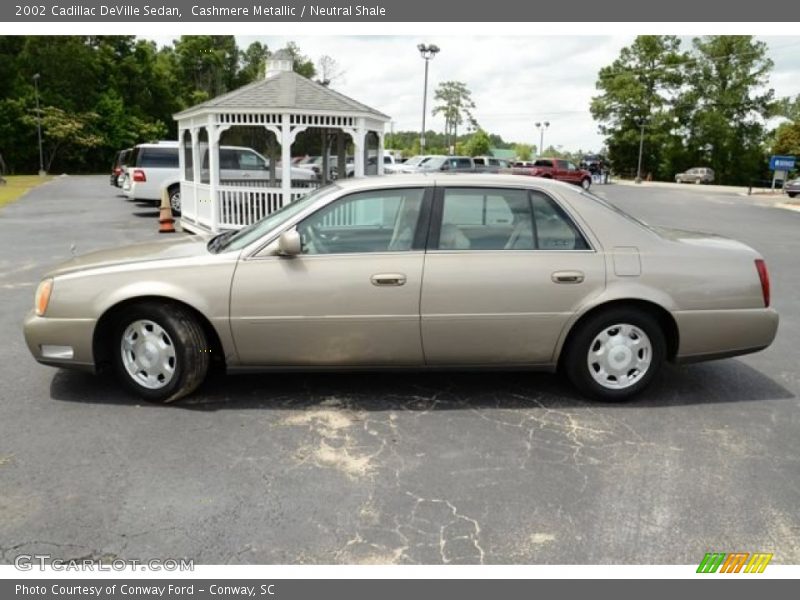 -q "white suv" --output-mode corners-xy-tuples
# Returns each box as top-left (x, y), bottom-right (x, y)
(123, 142), (315, 214)
(122, 142), (182, 211)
